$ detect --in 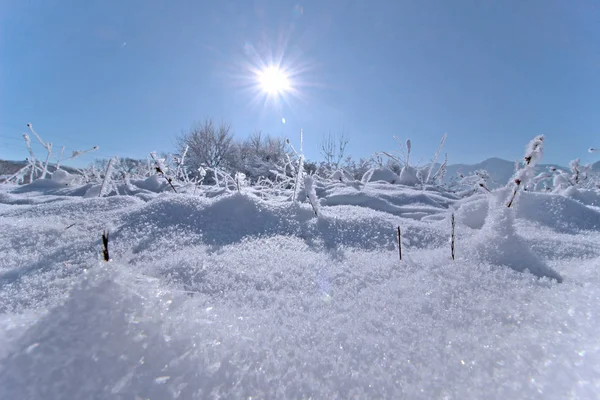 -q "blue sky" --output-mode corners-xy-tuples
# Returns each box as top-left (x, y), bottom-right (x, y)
(1, 0), (599, 167)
